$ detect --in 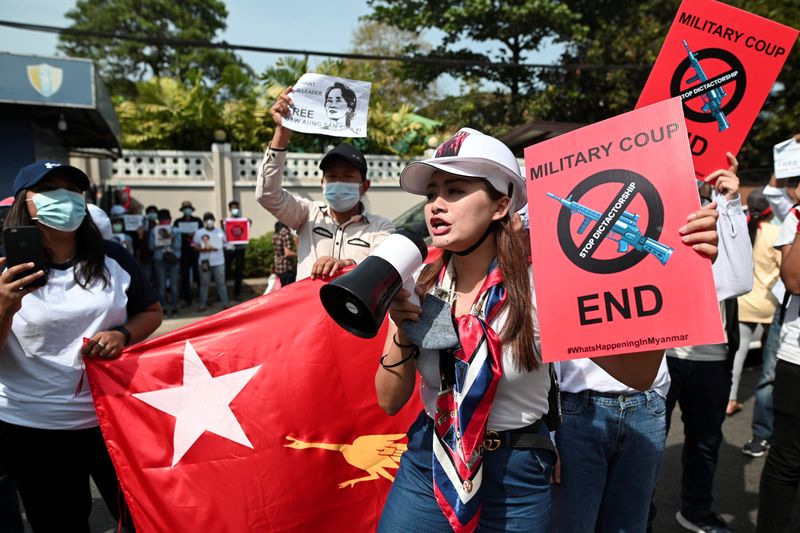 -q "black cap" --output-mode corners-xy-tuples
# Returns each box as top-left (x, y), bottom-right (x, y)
(202, 211), (215, 221)
(12, 160), (91, 197)
(319, 143), (368, 180)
